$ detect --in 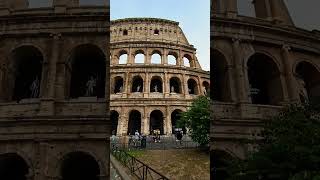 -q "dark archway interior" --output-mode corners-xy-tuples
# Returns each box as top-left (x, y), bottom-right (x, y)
(11, 46), (43, 101)
(203, 81), (210, 95)
(187, 79), (198, 95)
(212, 50), (231, 102)
(296, 61), (320, 101)
(131, 76), (143, 92)
(114, 77), (123, 94)
(150, 77), (163, 93)
(247, 53), (282, 105)
(150, 110), (164, 135)
(128, 110), (141, 135)
(111, 111), (119, 135)
(0, 153), (29, 180)
(211, 150), (234, 180)
(170, 77), (181, 93)
(171, 110), (186, 134)
(69, 44), (106, 98)
(61, 152), (100, 180)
